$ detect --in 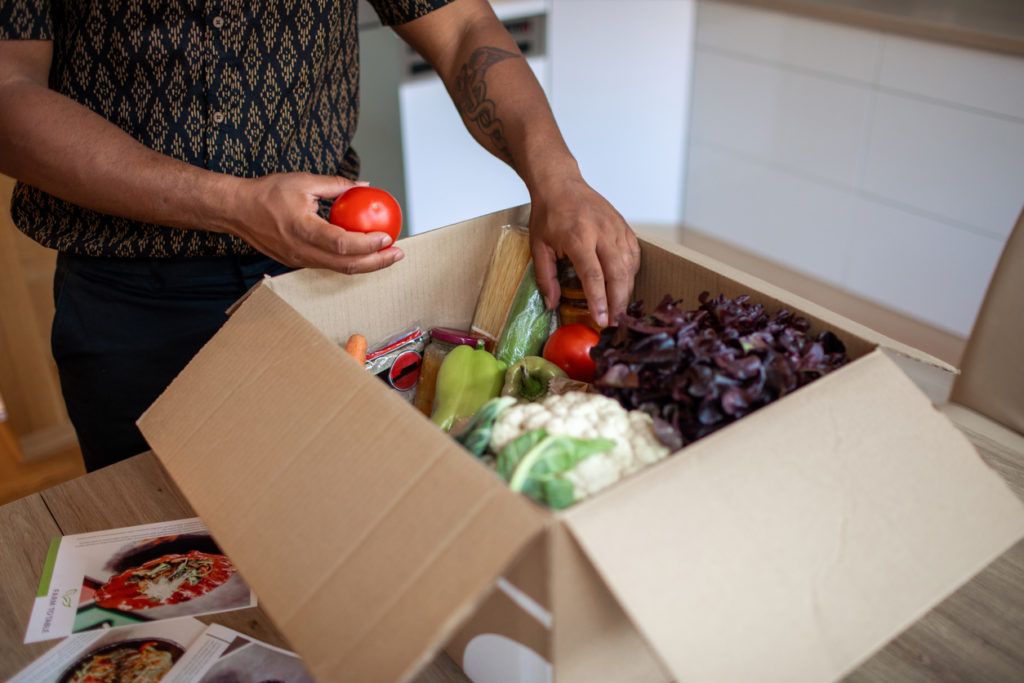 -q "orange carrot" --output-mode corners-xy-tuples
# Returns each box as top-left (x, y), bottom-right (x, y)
(345, 333), (368, 365)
